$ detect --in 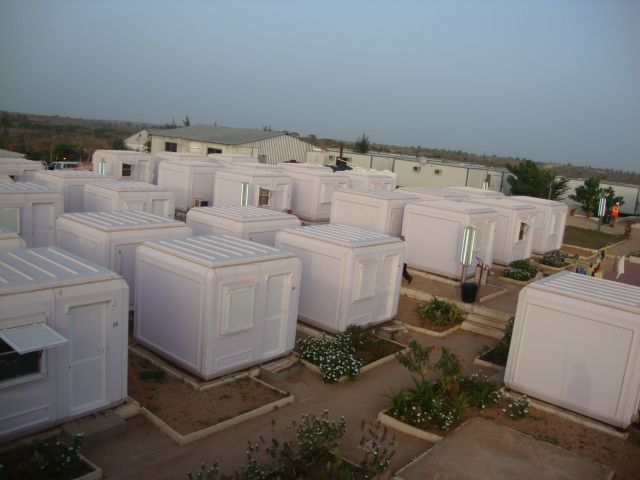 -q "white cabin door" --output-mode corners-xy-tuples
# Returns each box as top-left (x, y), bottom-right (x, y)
(31, 203), (54, 247)
(68, 302), (108, 415)
(262, 274), (290, 358)
(115, 244), (138, 308)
